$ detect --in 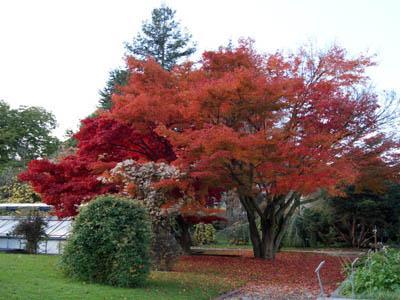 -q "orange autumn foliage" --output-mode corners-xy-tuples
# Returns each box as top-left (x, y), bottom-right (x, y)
(107, 40), (398, 258)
